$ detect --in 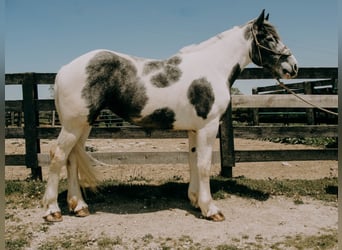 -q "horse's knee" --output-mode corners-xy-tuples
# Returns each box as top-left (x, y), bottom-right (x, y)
(51, 145), (68, 163)
(199, 167), (211, 179)
(49, 143), (57, 159)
